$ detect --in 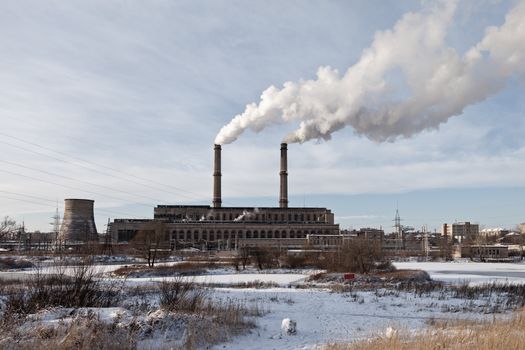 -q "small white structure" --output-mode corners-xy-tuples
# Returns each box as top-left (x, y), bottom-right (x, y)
(385, 326), (397, 339)
(281, 318), (297, 335)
